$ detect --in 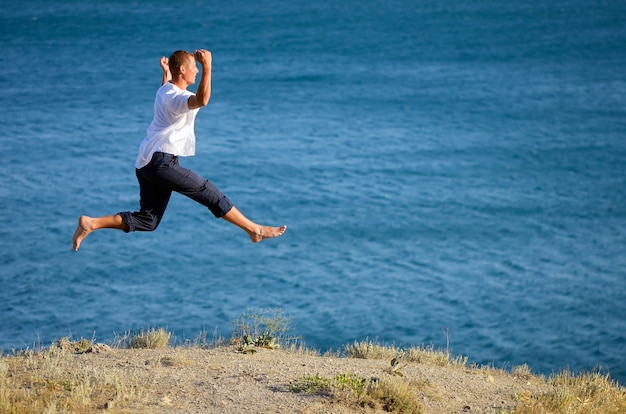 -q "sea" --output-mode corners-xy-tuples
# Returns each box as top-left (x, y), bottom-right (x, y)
(1, 0), (625, 384)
